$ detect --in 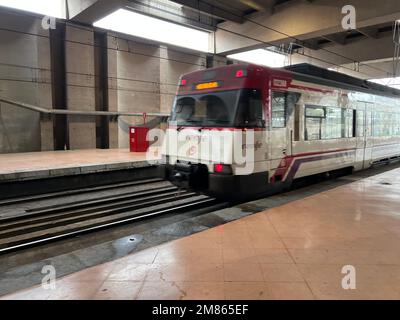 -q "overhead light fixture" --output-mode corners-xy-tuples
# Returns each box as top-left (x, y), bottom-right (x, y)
(94, 9), (210, 53)
(165, 0), (184, 10)
(0, 0), (66, 18)
(227, 49), (286, 68)
(370, 77), (400, 89)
